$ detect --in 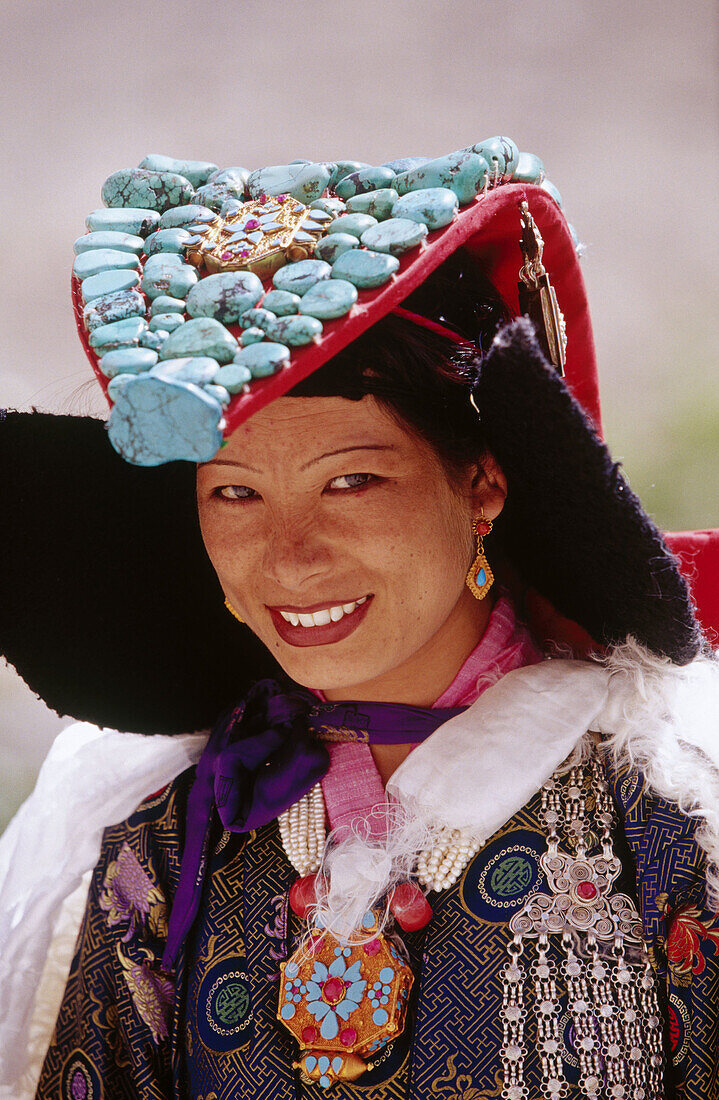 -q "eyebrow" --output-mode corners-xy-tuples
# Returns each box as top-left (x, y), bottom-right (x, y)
(206, 444), (397, 475)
